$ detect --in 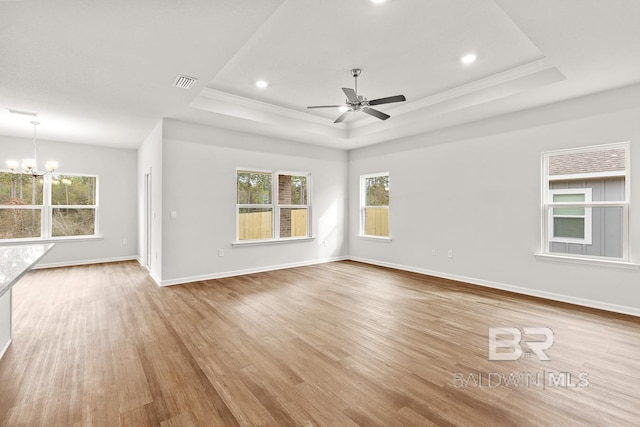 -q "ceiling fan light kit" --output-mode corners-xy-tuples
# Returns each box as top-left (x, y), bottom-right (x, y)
(307, 68), (406, 123)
